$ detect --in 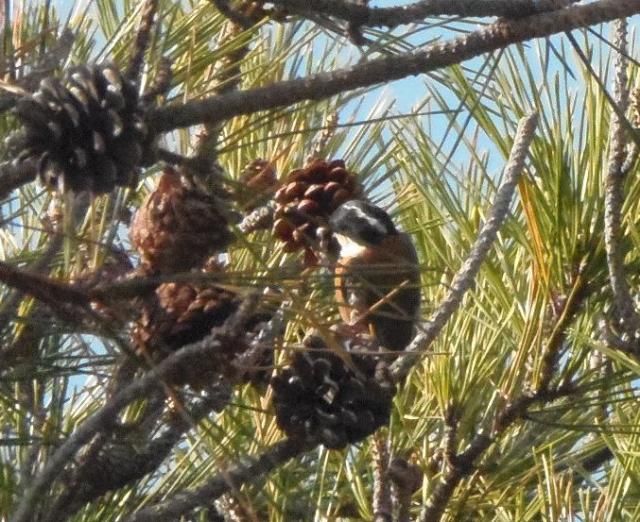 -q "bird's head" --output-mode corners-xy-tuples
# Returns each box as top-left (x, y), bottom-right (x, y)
(329, 200), (398, 258)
